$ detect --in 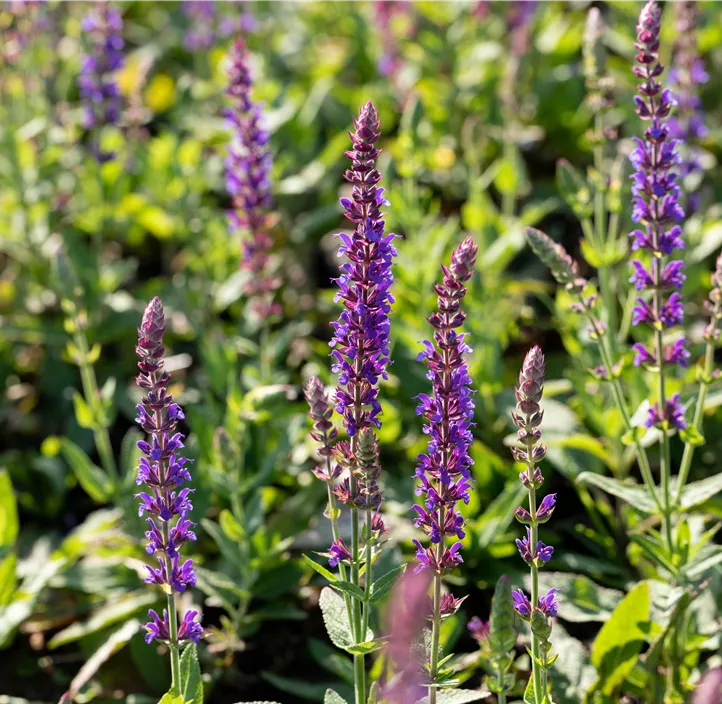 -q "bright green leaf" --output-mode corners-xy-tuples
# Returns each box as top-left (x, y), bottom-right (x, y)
(60, 438), (114, 503)
(302, 554), (338, 583)
(576, 473), (657, 514)
(180, 642), (203, 704)
(591, 581), (651, 695)
(0, 470), (19, 547)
